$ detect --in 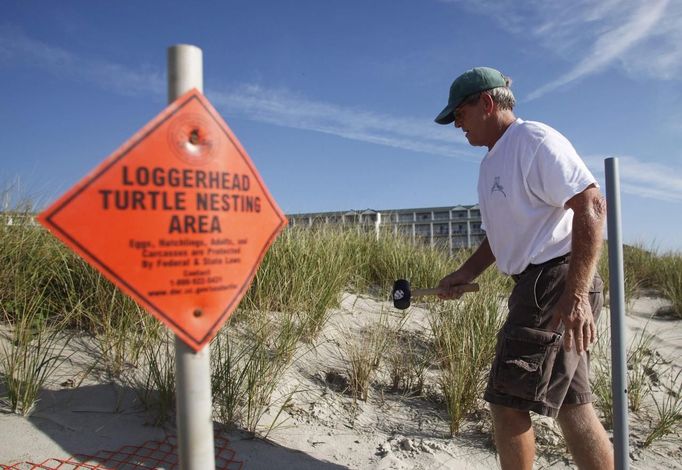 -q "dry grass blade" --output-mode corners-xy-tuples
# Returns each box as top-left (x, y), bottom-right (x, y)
(590, 314), (614, 428)
(340, 310), (395, 402)
(429, 274), (505, 436)
(211, 313), (301, 436)
(126, 330), (176, 425)
(0, 284), (72, 415)
(657, 255), (682, 319)
(642, 368), (682, 447)
(386, 330), (433, 396)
